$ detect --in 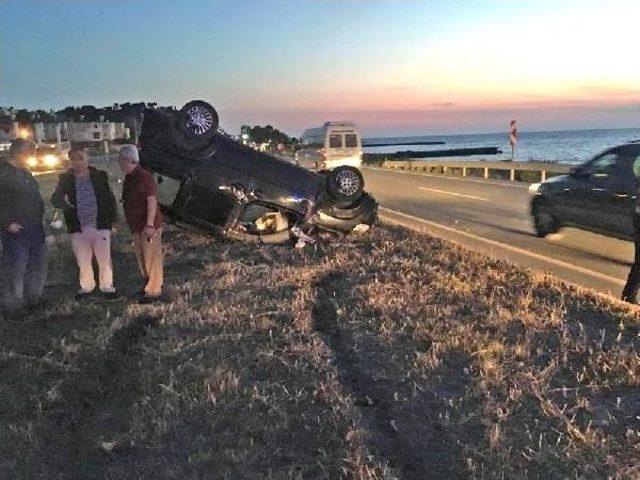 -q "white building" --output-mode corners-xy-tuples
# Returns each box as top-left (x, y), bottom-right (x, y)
(33, 120), (130, 143)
